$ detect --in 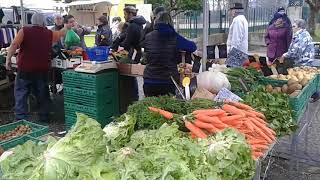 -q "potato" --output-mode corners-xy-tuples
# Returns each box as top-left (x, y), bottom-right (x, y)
(270, 75), (277, 79)
(288, 79), (298, 86)
(272, 89), (279, 94)
(266, 85), (273, 92)
(300, 78), (309, 87)
(288, 83), (303, 94)
(282, 84), (288, 93)
(290, 90), (301, 97)
(275, 87), (282, 93)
